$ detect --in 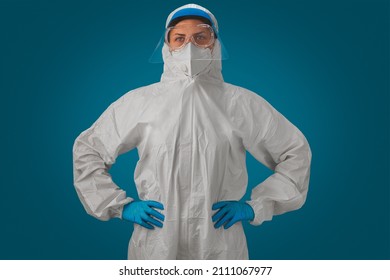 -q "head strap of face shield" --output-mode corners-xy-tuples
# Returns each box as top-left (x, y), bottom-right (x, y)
(167, 8), (217, 36)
